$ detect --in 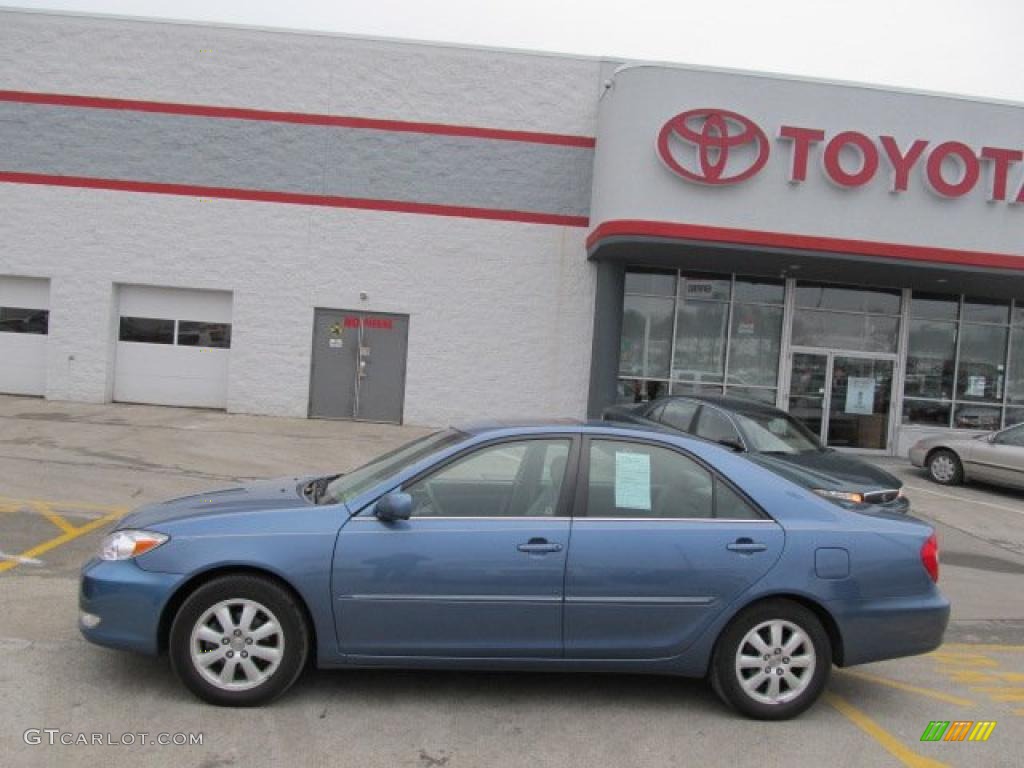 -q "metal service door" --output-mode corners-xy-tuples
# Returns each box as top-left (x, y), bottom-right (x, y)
(356, 314), (409, 423)
(308, 309), (409, 423)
